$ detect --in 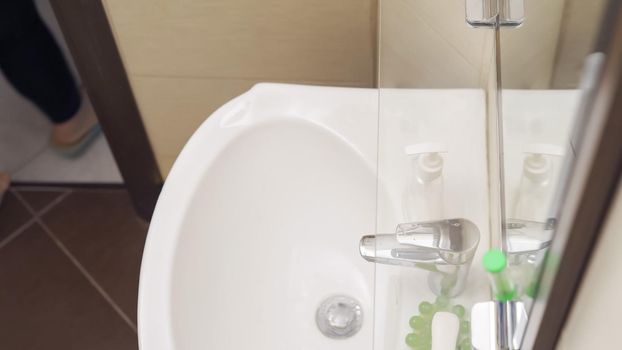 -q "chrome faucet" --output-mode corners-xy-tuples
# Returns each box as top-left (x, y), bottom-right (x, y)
(360, 218), (480, 297)
(505, 218), (553, 258)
